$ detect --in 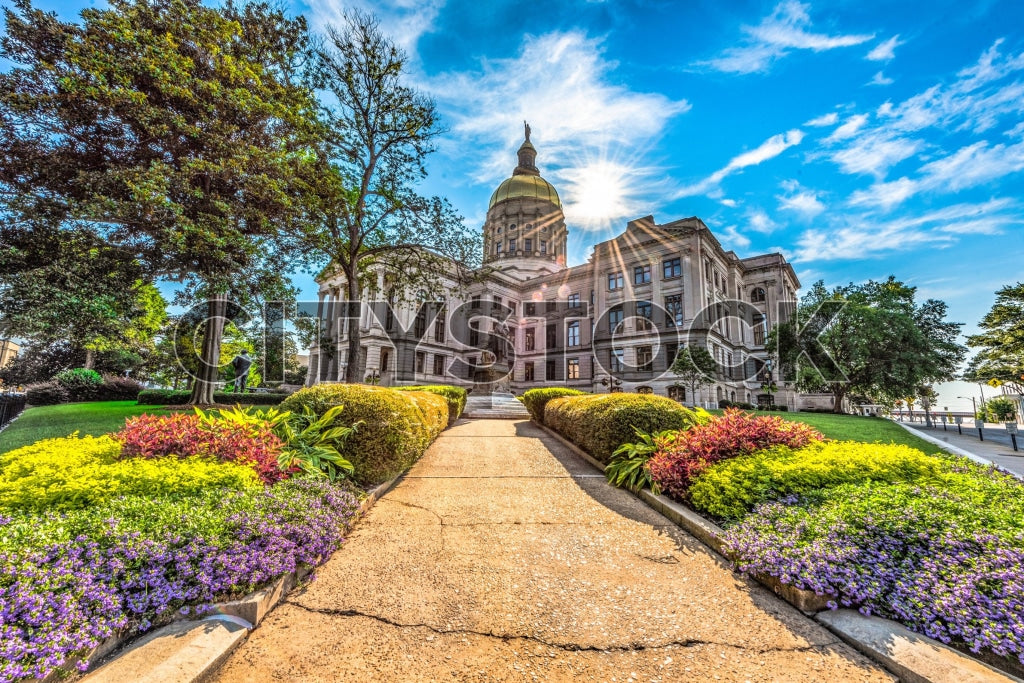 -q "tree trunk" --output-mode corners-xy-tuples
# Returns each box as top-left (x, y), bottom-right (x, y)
(84, 348), (95, 369)
(831, 387), (846, 414)
(345, 277), (362, 384)
(188, 294), (227, 405)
